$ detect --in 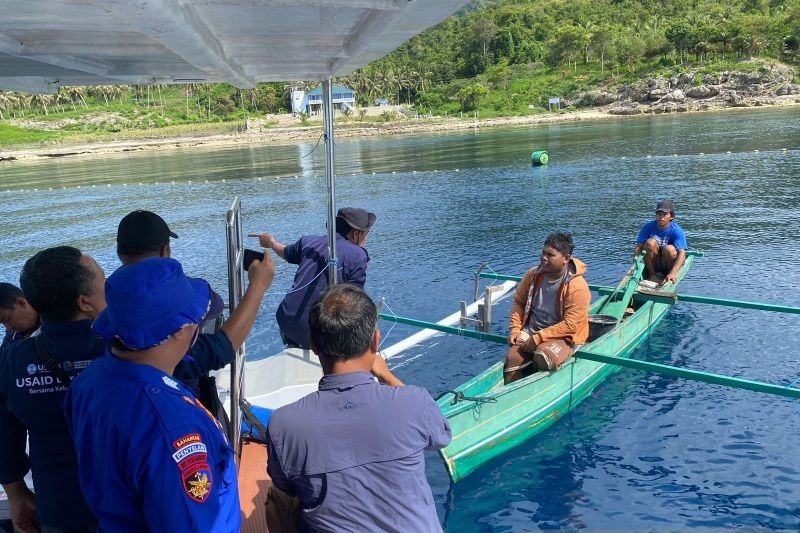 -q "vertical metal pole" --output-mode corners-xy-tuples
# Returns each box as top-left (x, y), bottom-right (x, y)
(225, 197), (244, 459)
(322, 77), (338, 286)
